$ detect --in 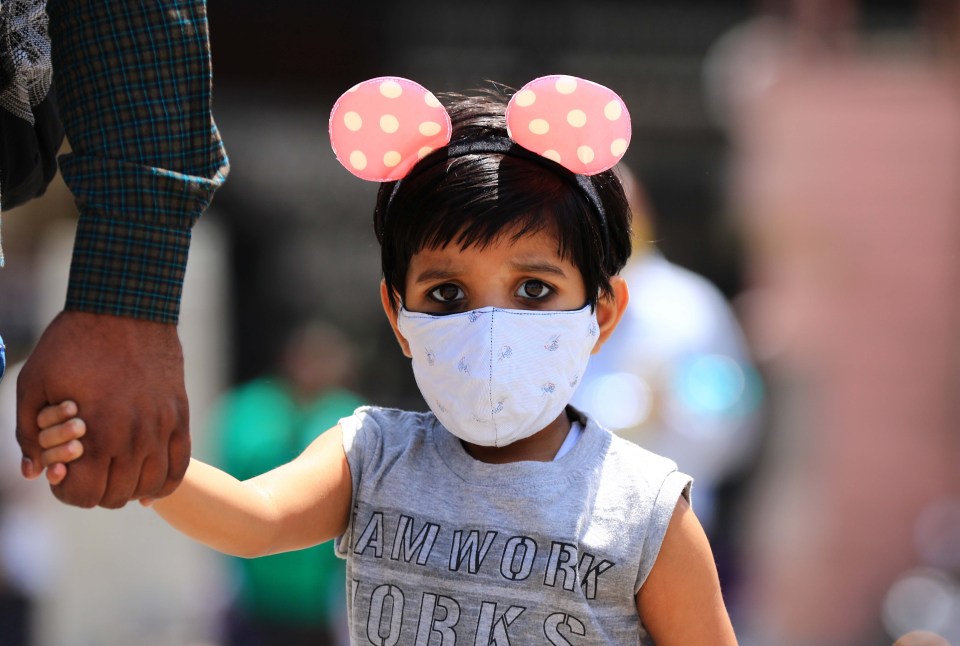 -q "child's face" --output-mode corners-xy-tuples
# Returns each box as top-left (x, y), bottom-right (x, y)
(380, 221), (629, 455)
(401, 224), (587, 315)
